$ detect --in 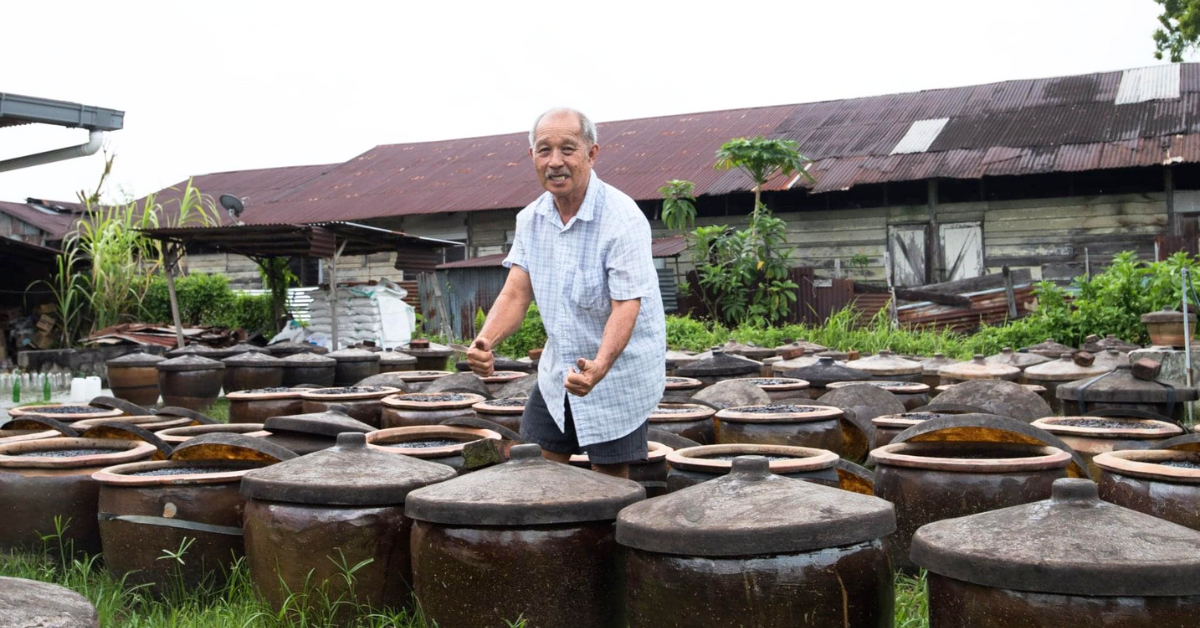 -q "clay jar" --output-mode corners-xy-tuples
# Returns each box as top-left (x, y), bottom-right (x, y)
(817, 384), (907, 462)
(1094, 449), (1200, 532)
(1058, 363), (1199, 423)
(1024, 353), (1110, 413)
(715, 403), (844, 454)
(327, 348), (382, 386)
(1031, 414), (1183, 478)
(300, 386), (400, 428)
(920, 353), (961, 388)
(1092, 348), (1129, 372)
(913, 478), (1200, 628)
(156, 355), (224, 411)
(872, 409), (993, 448)
(265, 341), (327, 358)
(769, 351), (823, 377)
(479, 370), (526, 394)
(72, 414), (197, 432)
(663, 376), (704, 398)
(379, 351), (417, 373)
(8, 404), (123, 424)
(731, 376), (810, 402)
(155, 423), (273, 446)
(570, 441), (672, 497)
(367, 425), (501, 474)
(0, 577), (99, 628)
(780, 356), (871, 399)
(260, 405), (375, 455)
(664, 350), (698, 376)
(405, 444), (644, 628)
(869, 415), (1085, 574)
(1142, 308), (1196, 347)
(471, 397), (527, 433)
(226, 388), (305, 424)
(826, 379), (931, 411)
(165, 344), (223, 359)
(380, 392), (485, 429)
(242, 432), (455, 617)
(93, 434), (295, 591)
(846, 350), (924, 383)
(1082, 334), (1142, 354)
(939, 354), (1020, 385)
(0, 416), (77, 445)
(927, 379), (1052, 422)
(649, 403), (717, 445)
(986, 347), (1051, 377)
(105, 352), (166, 406)
(618, 456), (896, 628)
(394, 370), (453, 392)
(221, 352), (284, 393)
(720, 341), (775, 362)
(1022, 338), (1077, 359)
(674, 350), (761, 387)
(278, 352), (336, 387)
(0, 437), (160, 555)
(665, 443), (840, 492)
(399, 340), (454, 372)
